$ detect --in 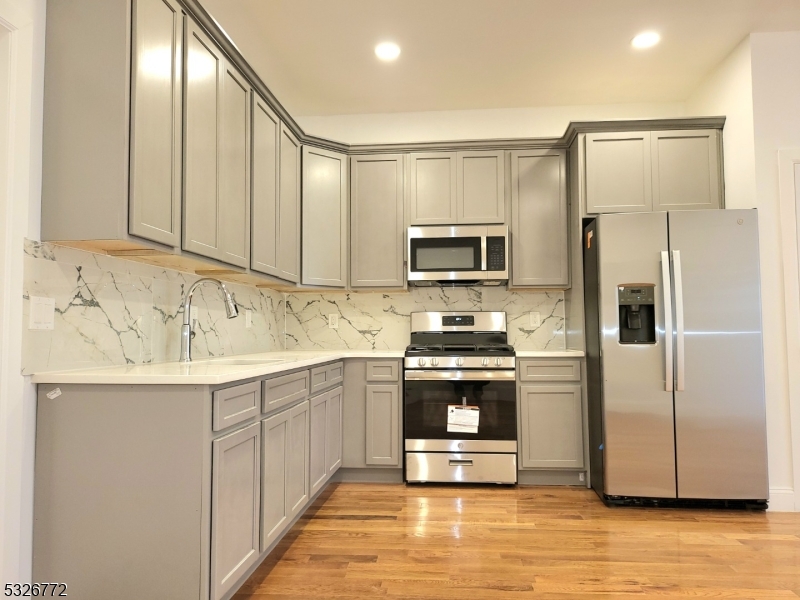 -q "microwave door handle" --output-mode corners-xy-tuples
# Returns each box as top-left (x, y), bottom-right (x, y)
(481, 237), (487, 271)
